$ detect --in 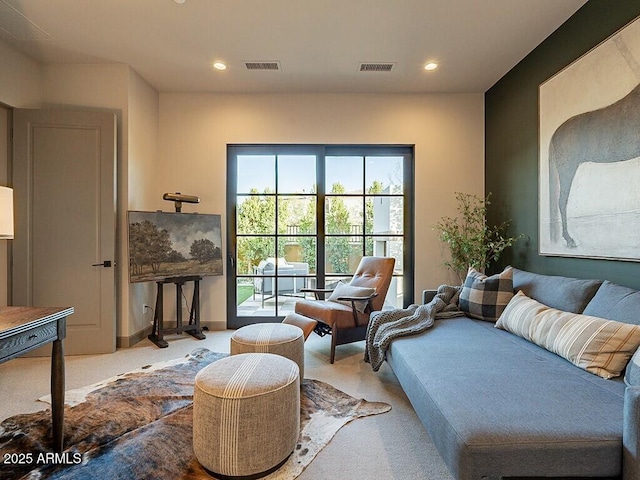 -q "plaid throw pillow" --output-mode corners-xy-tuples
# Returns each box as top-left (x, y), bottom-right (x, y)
(459, 267), (513, 322)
